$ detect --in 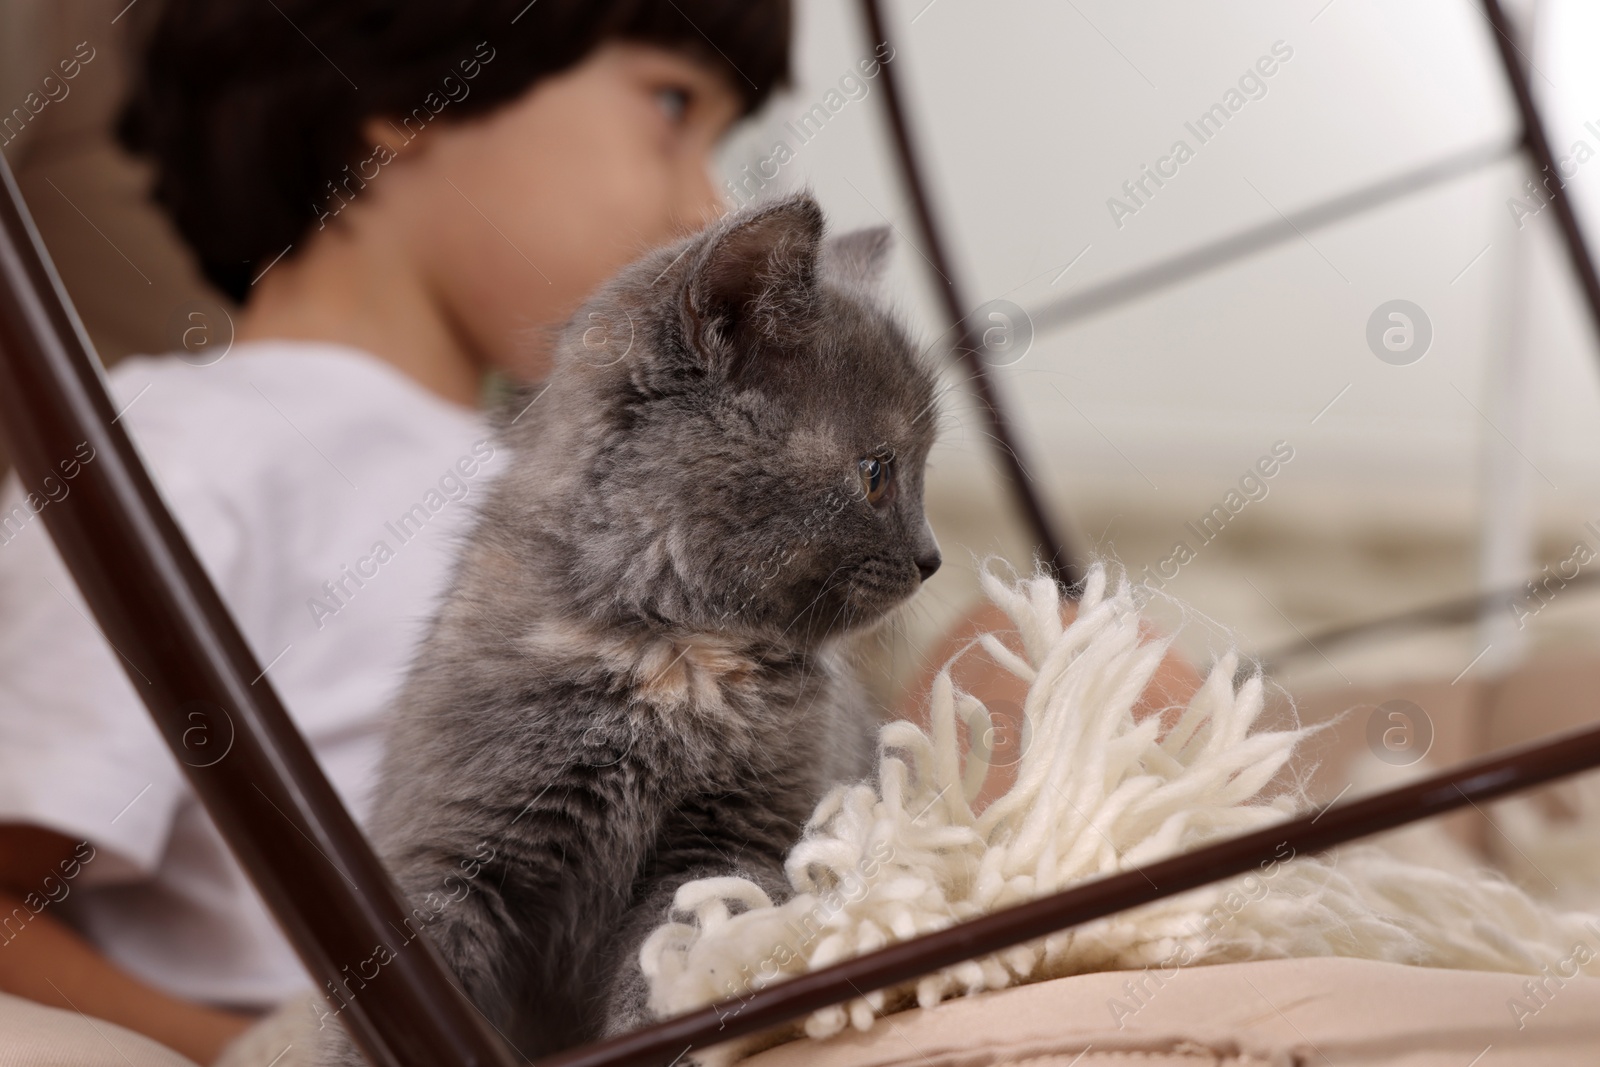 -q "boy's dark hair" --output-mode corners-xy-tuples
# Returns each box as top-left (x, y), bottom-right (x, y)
(116, 0), (792, 302)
